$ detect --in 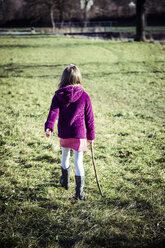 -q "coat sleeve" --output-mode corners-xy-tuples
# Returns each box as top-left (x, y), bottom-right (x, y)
(85, 95), (95, 140)
(44, 95), (59, 132)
